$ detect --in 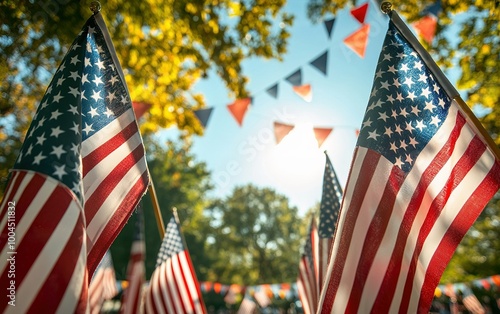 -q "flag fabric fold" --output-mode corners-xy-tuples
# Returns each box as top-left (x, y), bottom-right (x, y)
(318, 13), (500, 314)
(89, 250), (118, 313)
(144, 216), (207, 314)
(0, 11), (149, 313)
